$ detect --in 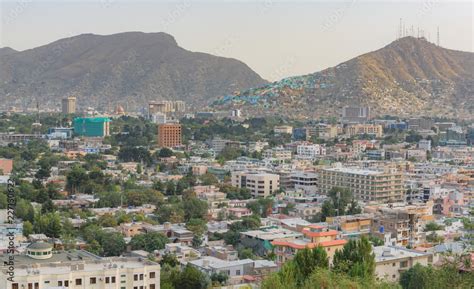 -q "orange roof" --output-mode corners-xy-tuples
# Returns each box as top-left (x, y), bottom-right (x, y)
(271, 239), (347, 250)
(319, 239), (347, 247)
(302, 227), (339, 238)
